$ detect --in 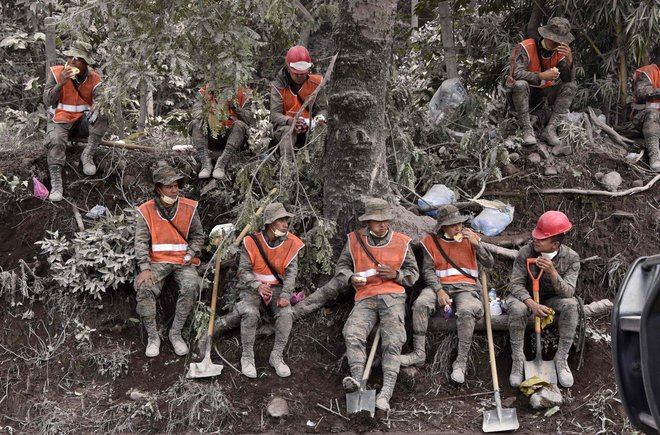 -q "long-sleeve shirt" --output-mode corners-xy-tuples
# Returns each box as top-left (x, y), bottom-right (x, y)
(334, 228), (419, 288)
(237, 231), (299, 300)
(421, 235), (494, 292)
(510, 39), (574, 86)
(134, 197), (205, 272)
(43, 67), (101, 108)
(269, 67), (328, 130)
(509, 242), (580, 302)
